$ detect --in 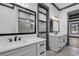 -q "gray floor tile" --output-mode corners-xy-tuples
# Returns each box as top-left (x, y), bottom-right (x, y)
(46, 46), (79, 56)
